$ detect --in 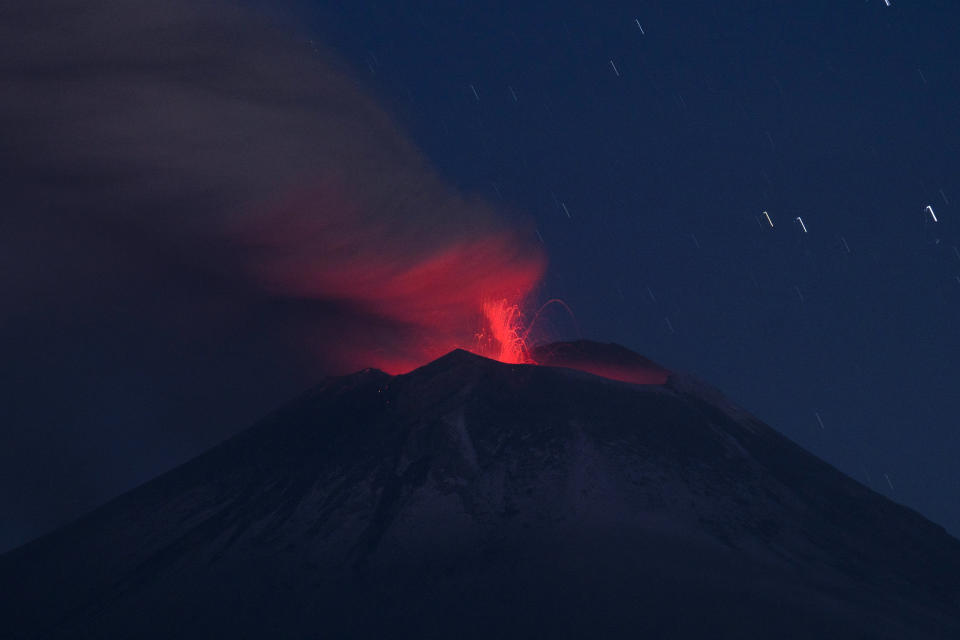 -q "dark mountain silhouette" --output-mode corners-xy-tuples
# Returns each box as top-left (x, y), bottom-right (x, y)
(2, 342), (959, 638)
